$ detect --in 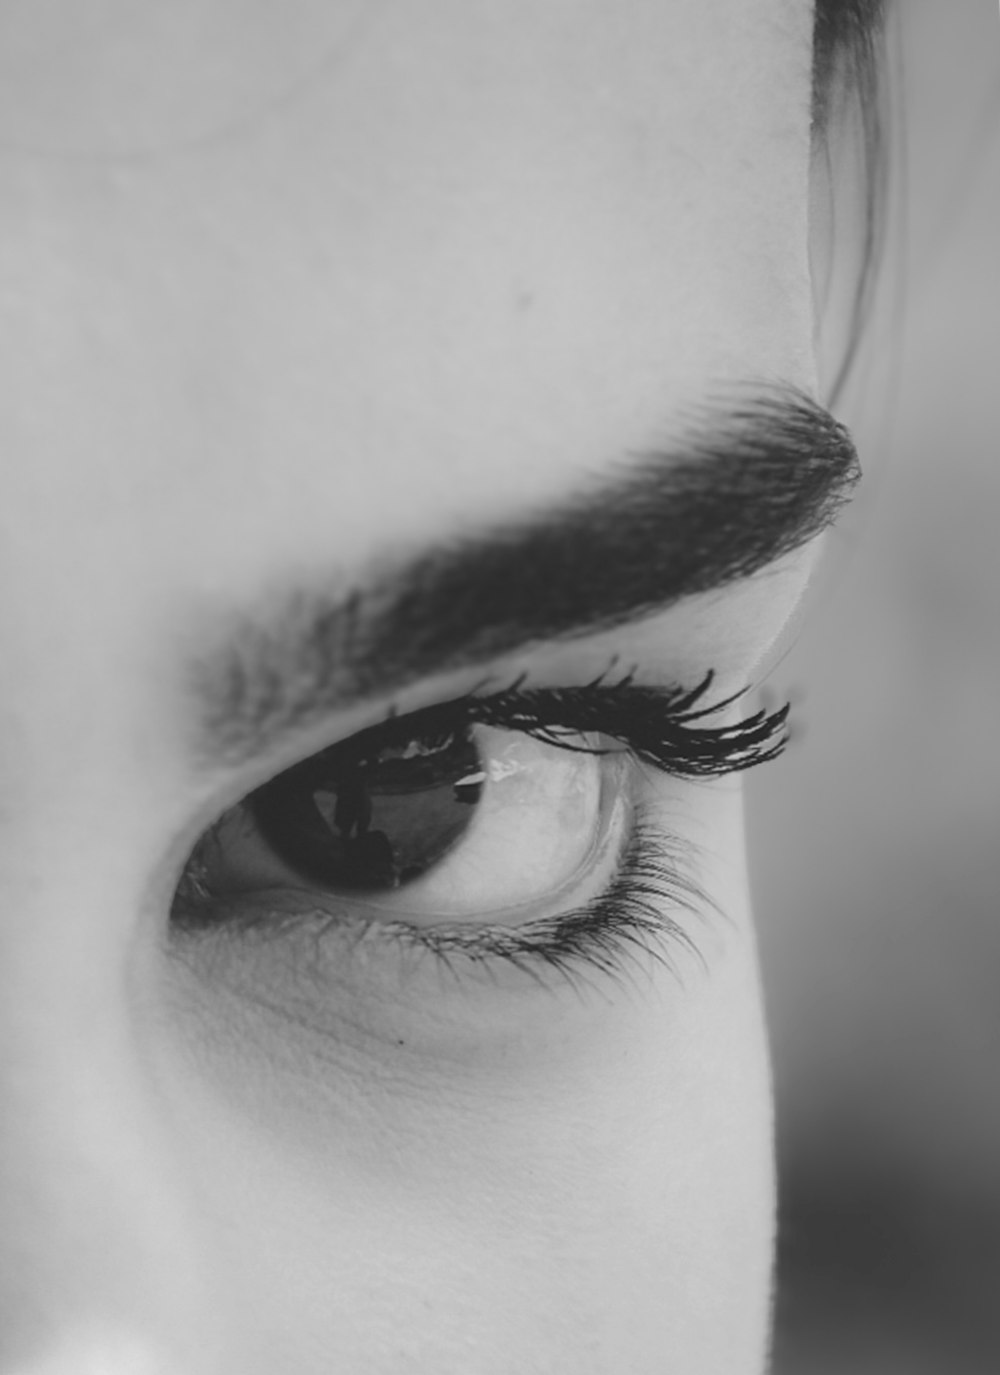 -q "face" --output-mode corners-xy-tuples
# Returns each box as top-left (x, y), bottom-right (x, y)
(0, 2), (857, 1371)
